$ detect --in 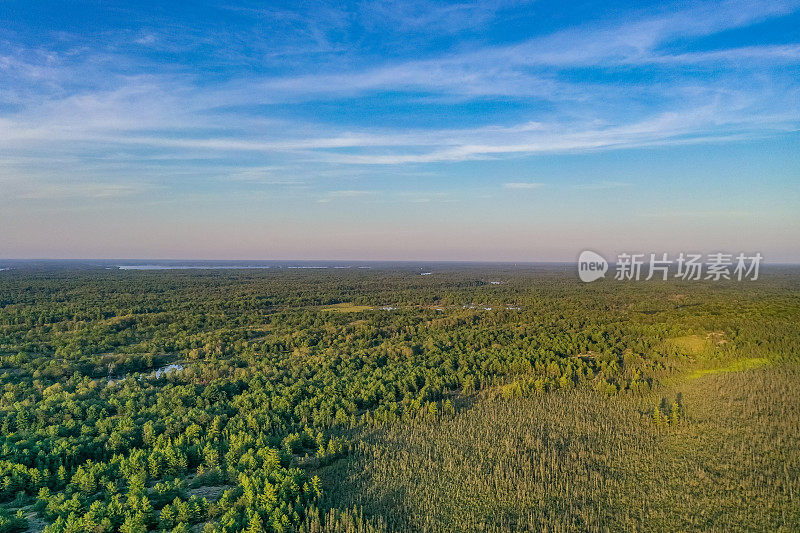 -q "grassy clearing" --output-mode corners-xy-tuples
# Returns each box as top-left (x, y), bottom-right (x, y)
(665, 334), (716, 356)
(321, 302), (374, 313)
(687, 356), (770, 379)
